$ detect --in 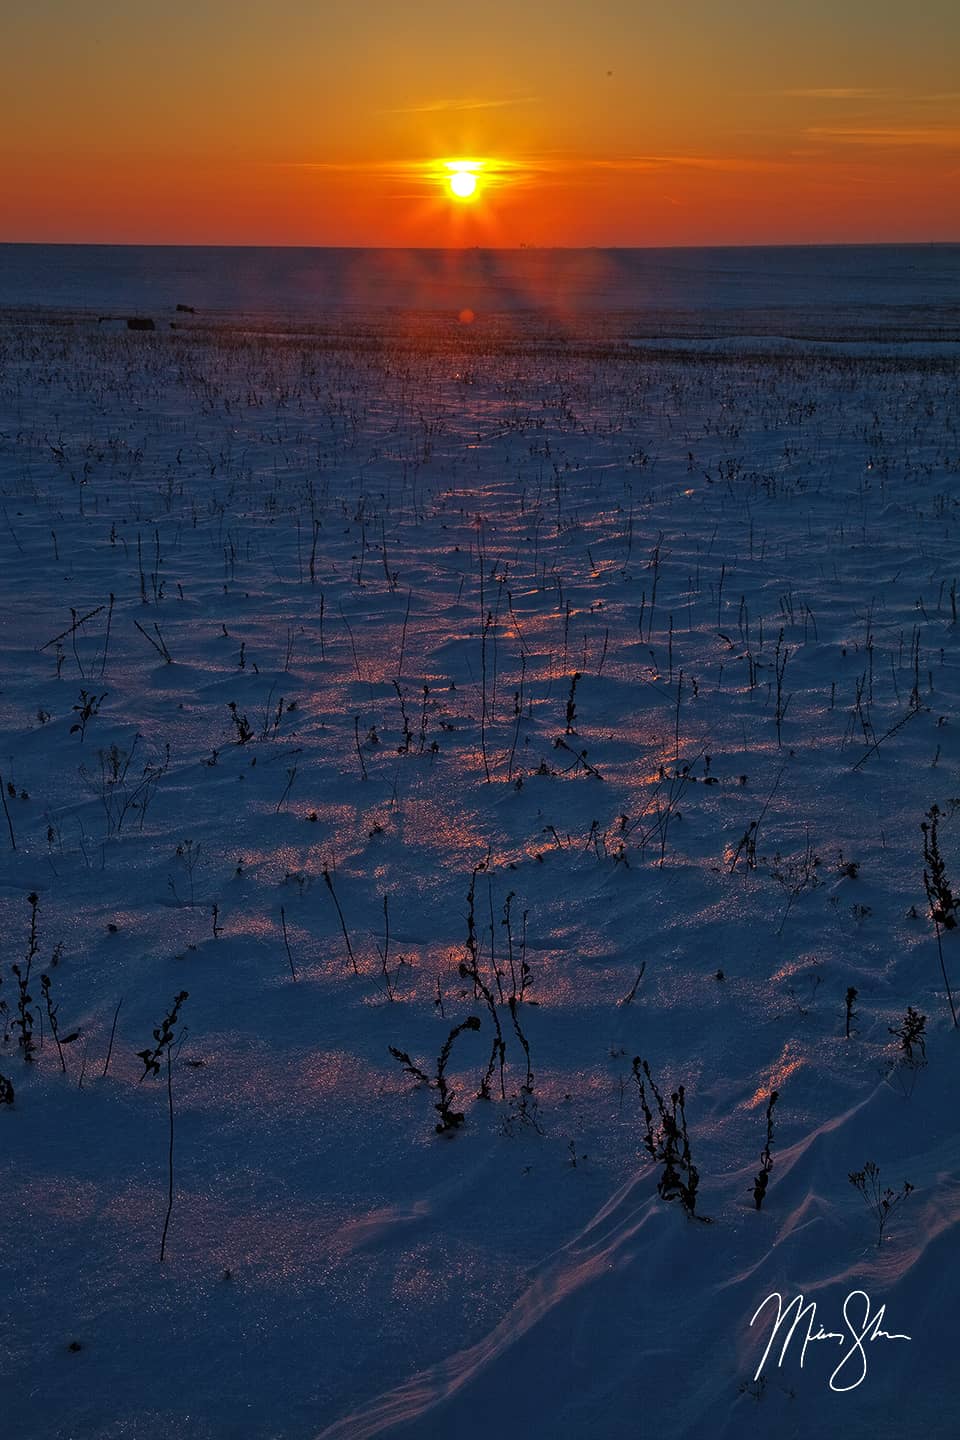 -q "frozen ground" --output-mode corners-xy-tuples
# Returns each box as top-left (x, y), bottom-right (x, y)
(1, 299), (959, 1439)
